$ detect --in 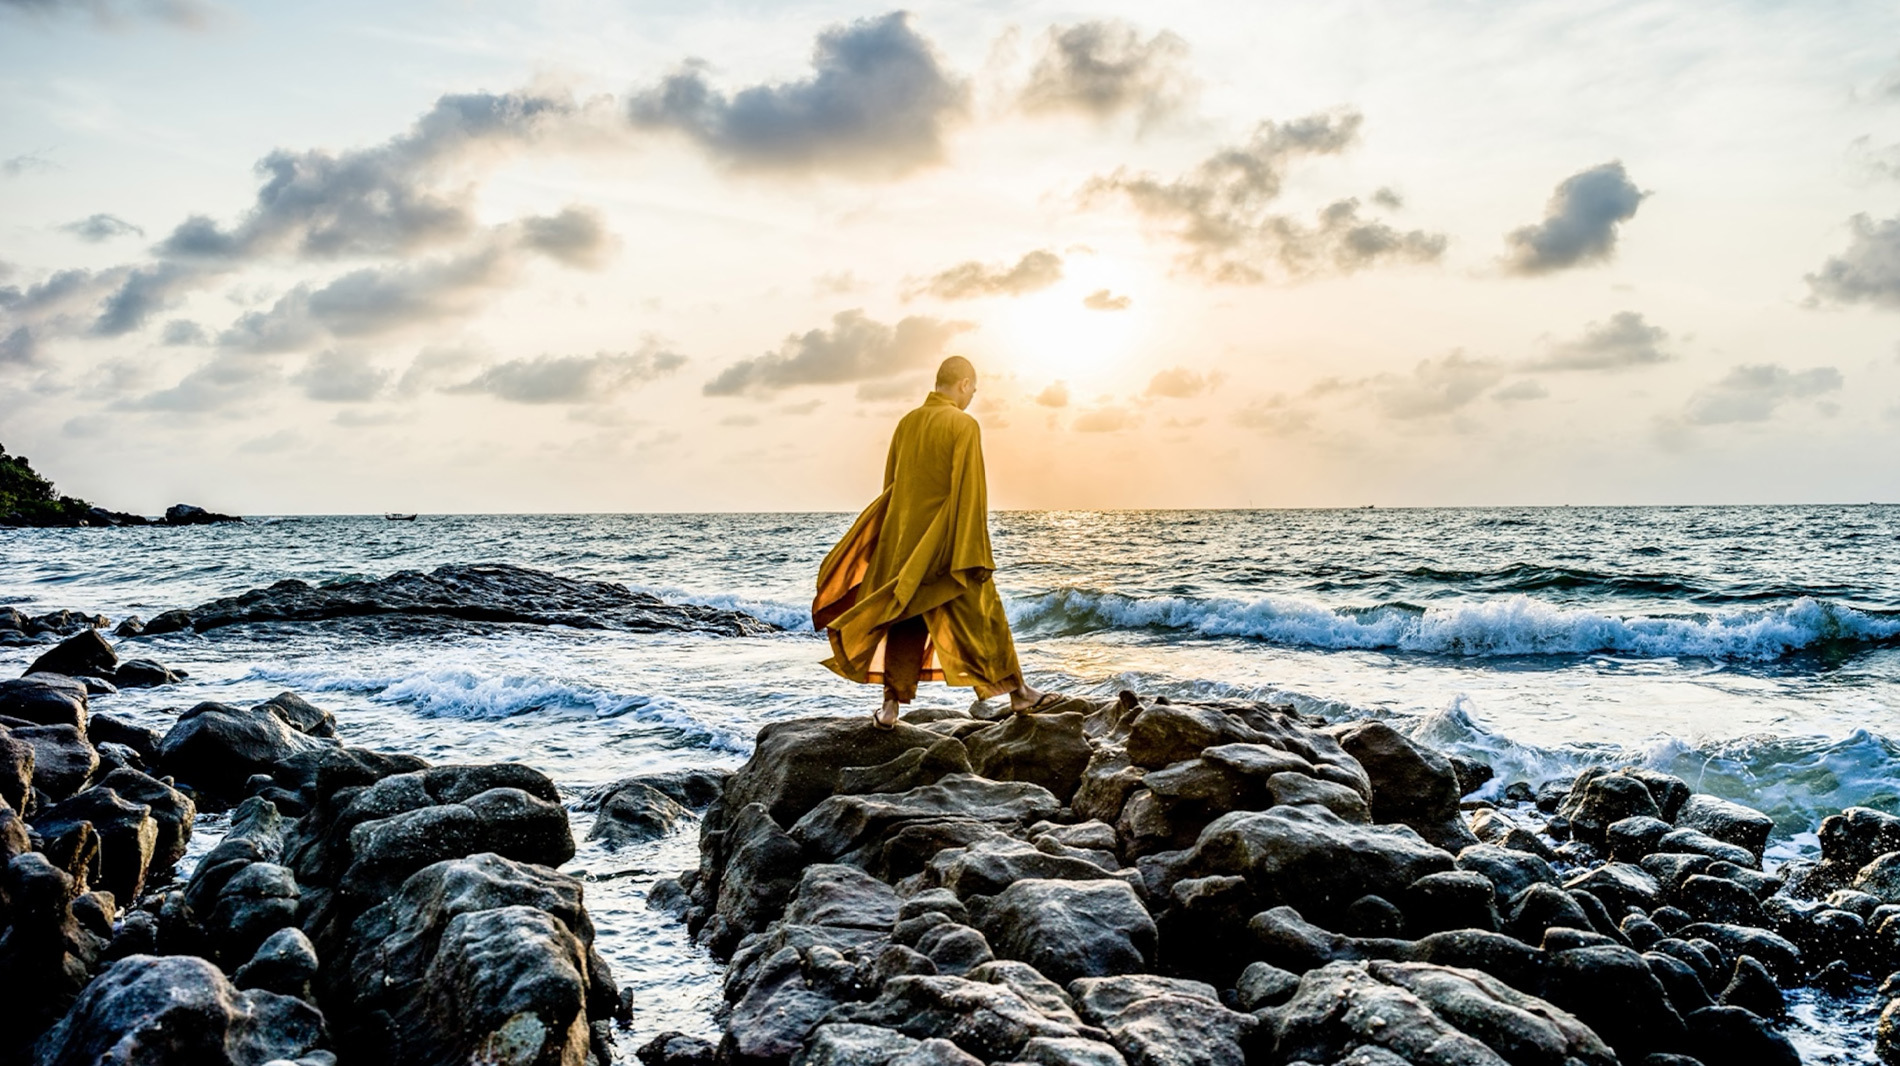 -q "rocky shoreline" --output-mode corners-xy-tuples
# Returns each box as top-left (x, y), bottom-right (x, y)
(639, 692), (1900, 1066)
